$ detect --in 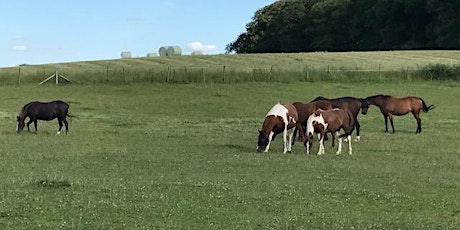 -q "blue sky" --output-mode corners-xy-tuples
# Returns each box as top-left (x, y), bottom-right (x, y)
(1, 0), (275, 67)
